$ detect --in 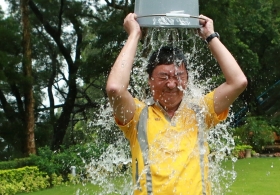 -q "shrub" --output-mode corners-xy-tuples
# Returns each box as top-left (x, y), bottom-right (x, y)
(232, 145), (252, 159)
(233, 116), (275, 152)
(0, 166), (50, 194)
(50, 173), (64, 186)
(29, 143), (105, 183)
(0, 157), (34, 170)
